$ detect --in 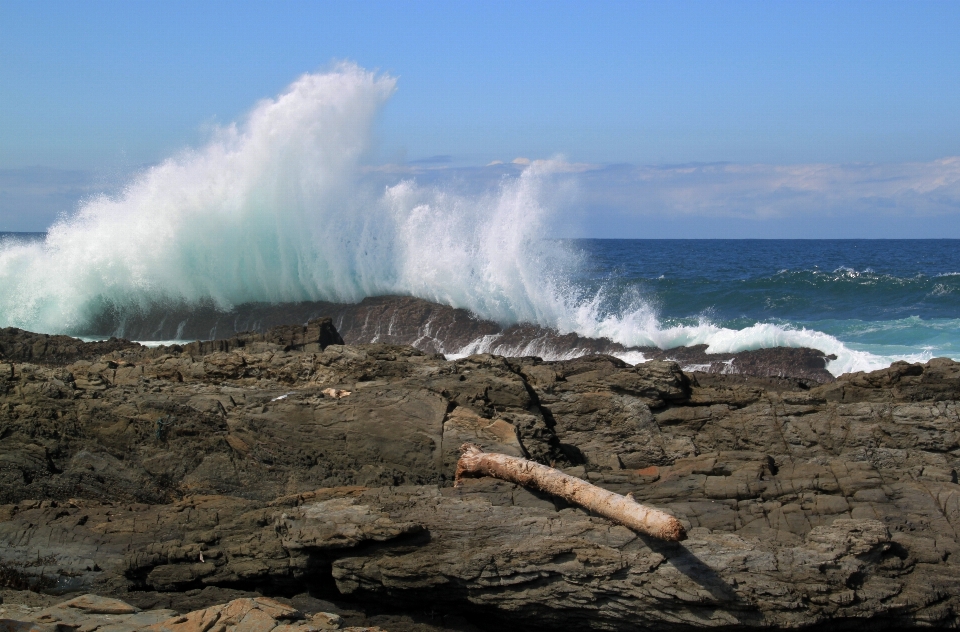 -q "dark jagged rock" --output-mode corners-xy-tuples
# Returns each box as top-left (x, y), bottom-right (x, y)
(176, 317), (344, 356)
(0, 317), (343, 368)
(0, 328), (139, 365)
(78, 296), (838, 383)
(1, 318), (960, 629)
(82, 296), (502, 352)
(816, 357), (960, 403)
(643, 344), (838, 384)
